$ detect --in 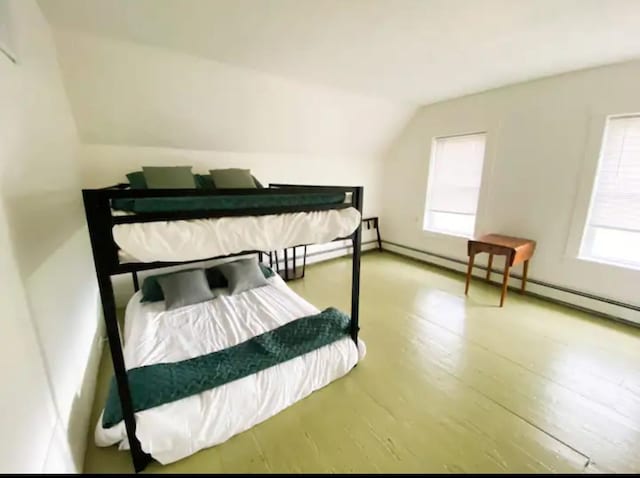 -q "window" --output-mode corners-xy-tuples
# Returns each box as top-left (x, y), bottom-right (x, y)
(423, 133), (486, 237)
(580, 115), (640, 268)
